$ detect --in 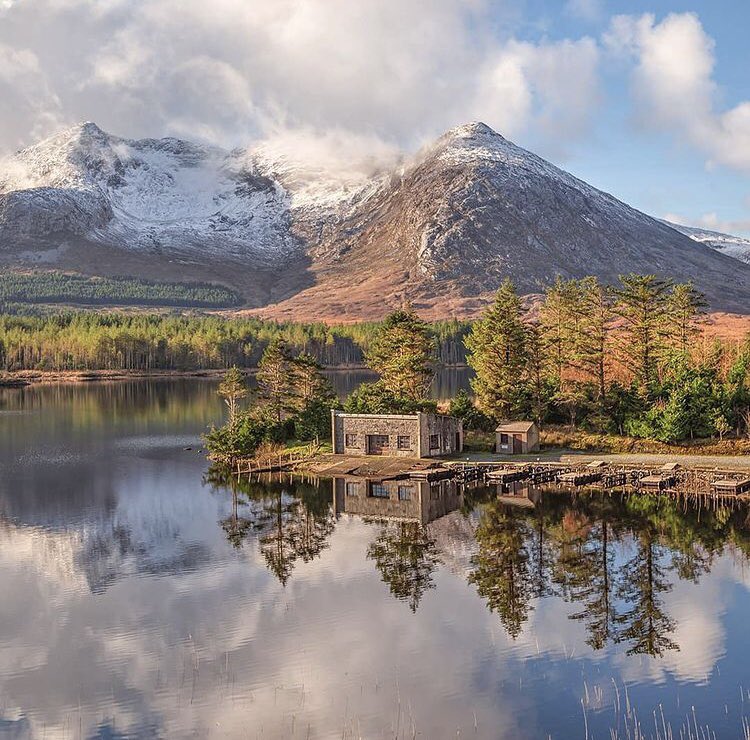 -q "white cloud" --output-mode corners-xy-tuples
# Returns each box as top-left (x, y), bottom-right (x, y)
(0, 0), (601, 165)
(0, 43), (64, 150)
(605, 12), (750, 172)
